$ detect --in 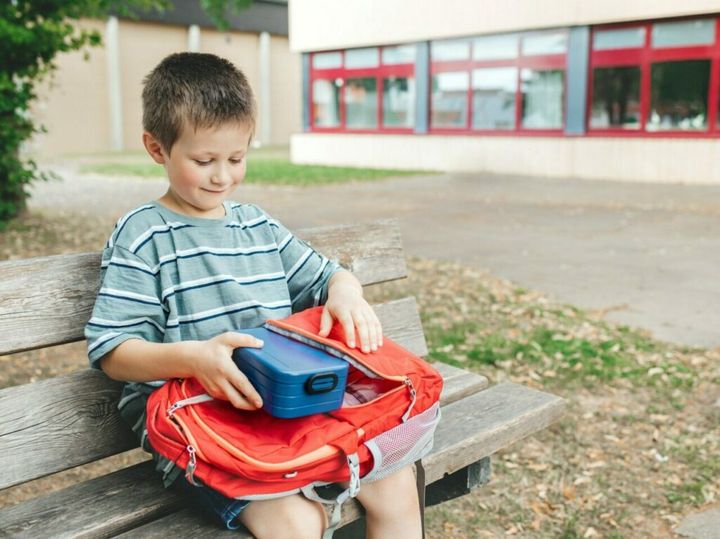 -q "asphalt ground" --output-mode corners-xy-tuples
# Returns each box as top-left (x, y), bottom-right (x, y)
(30, 168), (720, 349)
